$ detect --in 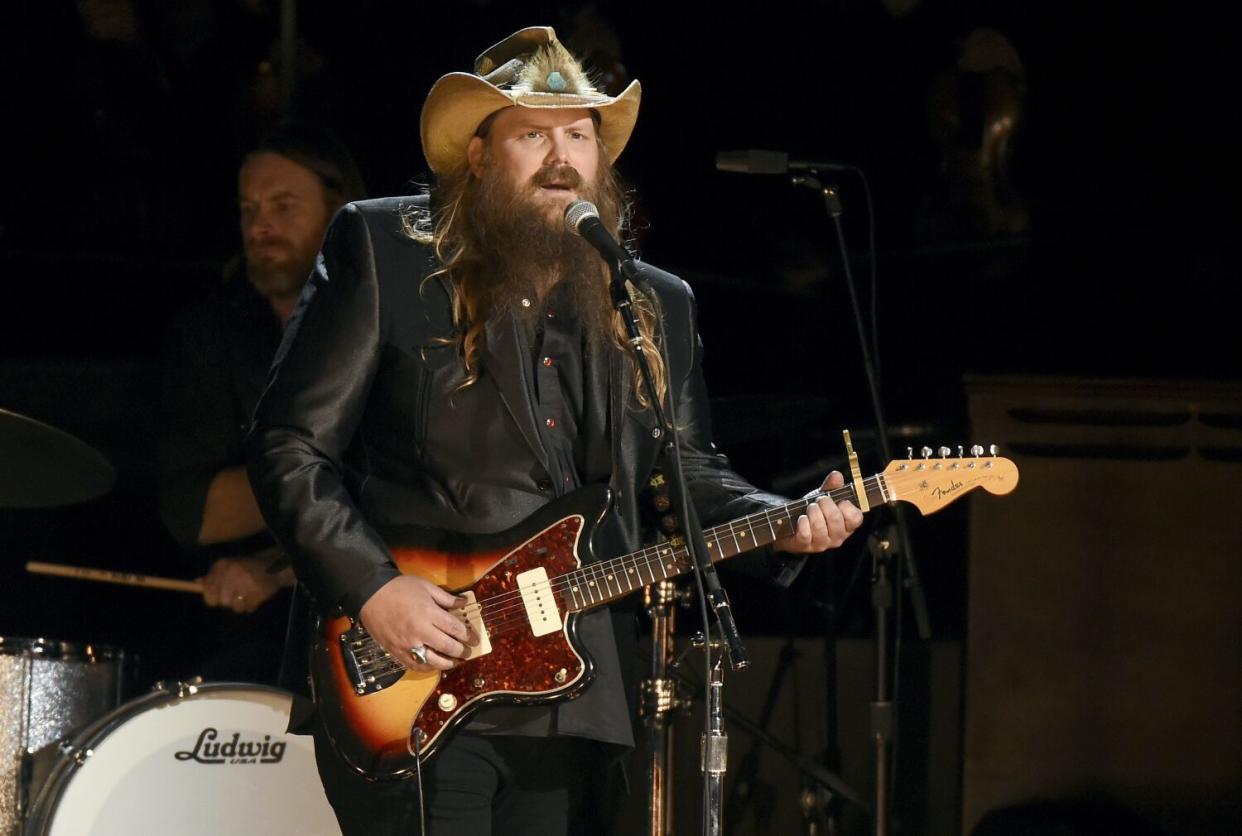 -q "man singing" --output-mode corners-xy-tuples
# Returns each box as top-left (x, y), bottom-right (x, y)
(247, 26), (862, 836)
